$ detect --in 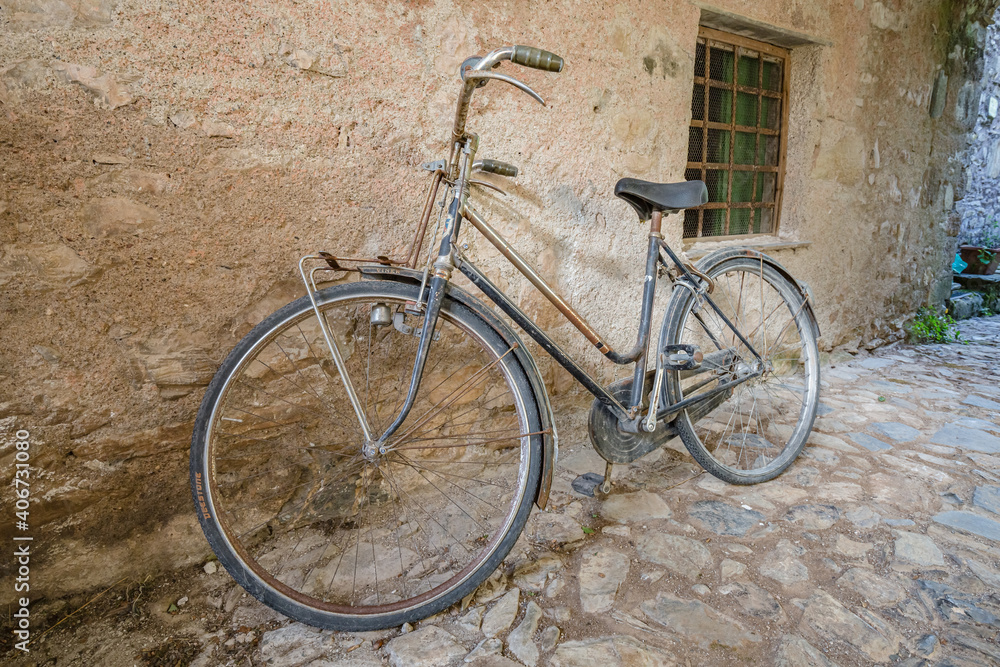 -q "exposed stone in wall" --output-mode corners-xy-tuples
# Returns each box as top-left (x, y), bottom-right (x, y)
(956, 14), (1000, 245)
